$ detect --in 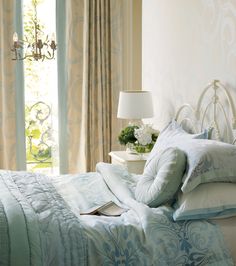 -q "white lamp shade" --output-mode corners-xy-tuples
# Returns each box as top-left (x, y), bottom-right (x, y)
(117, 91), (154, 119)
